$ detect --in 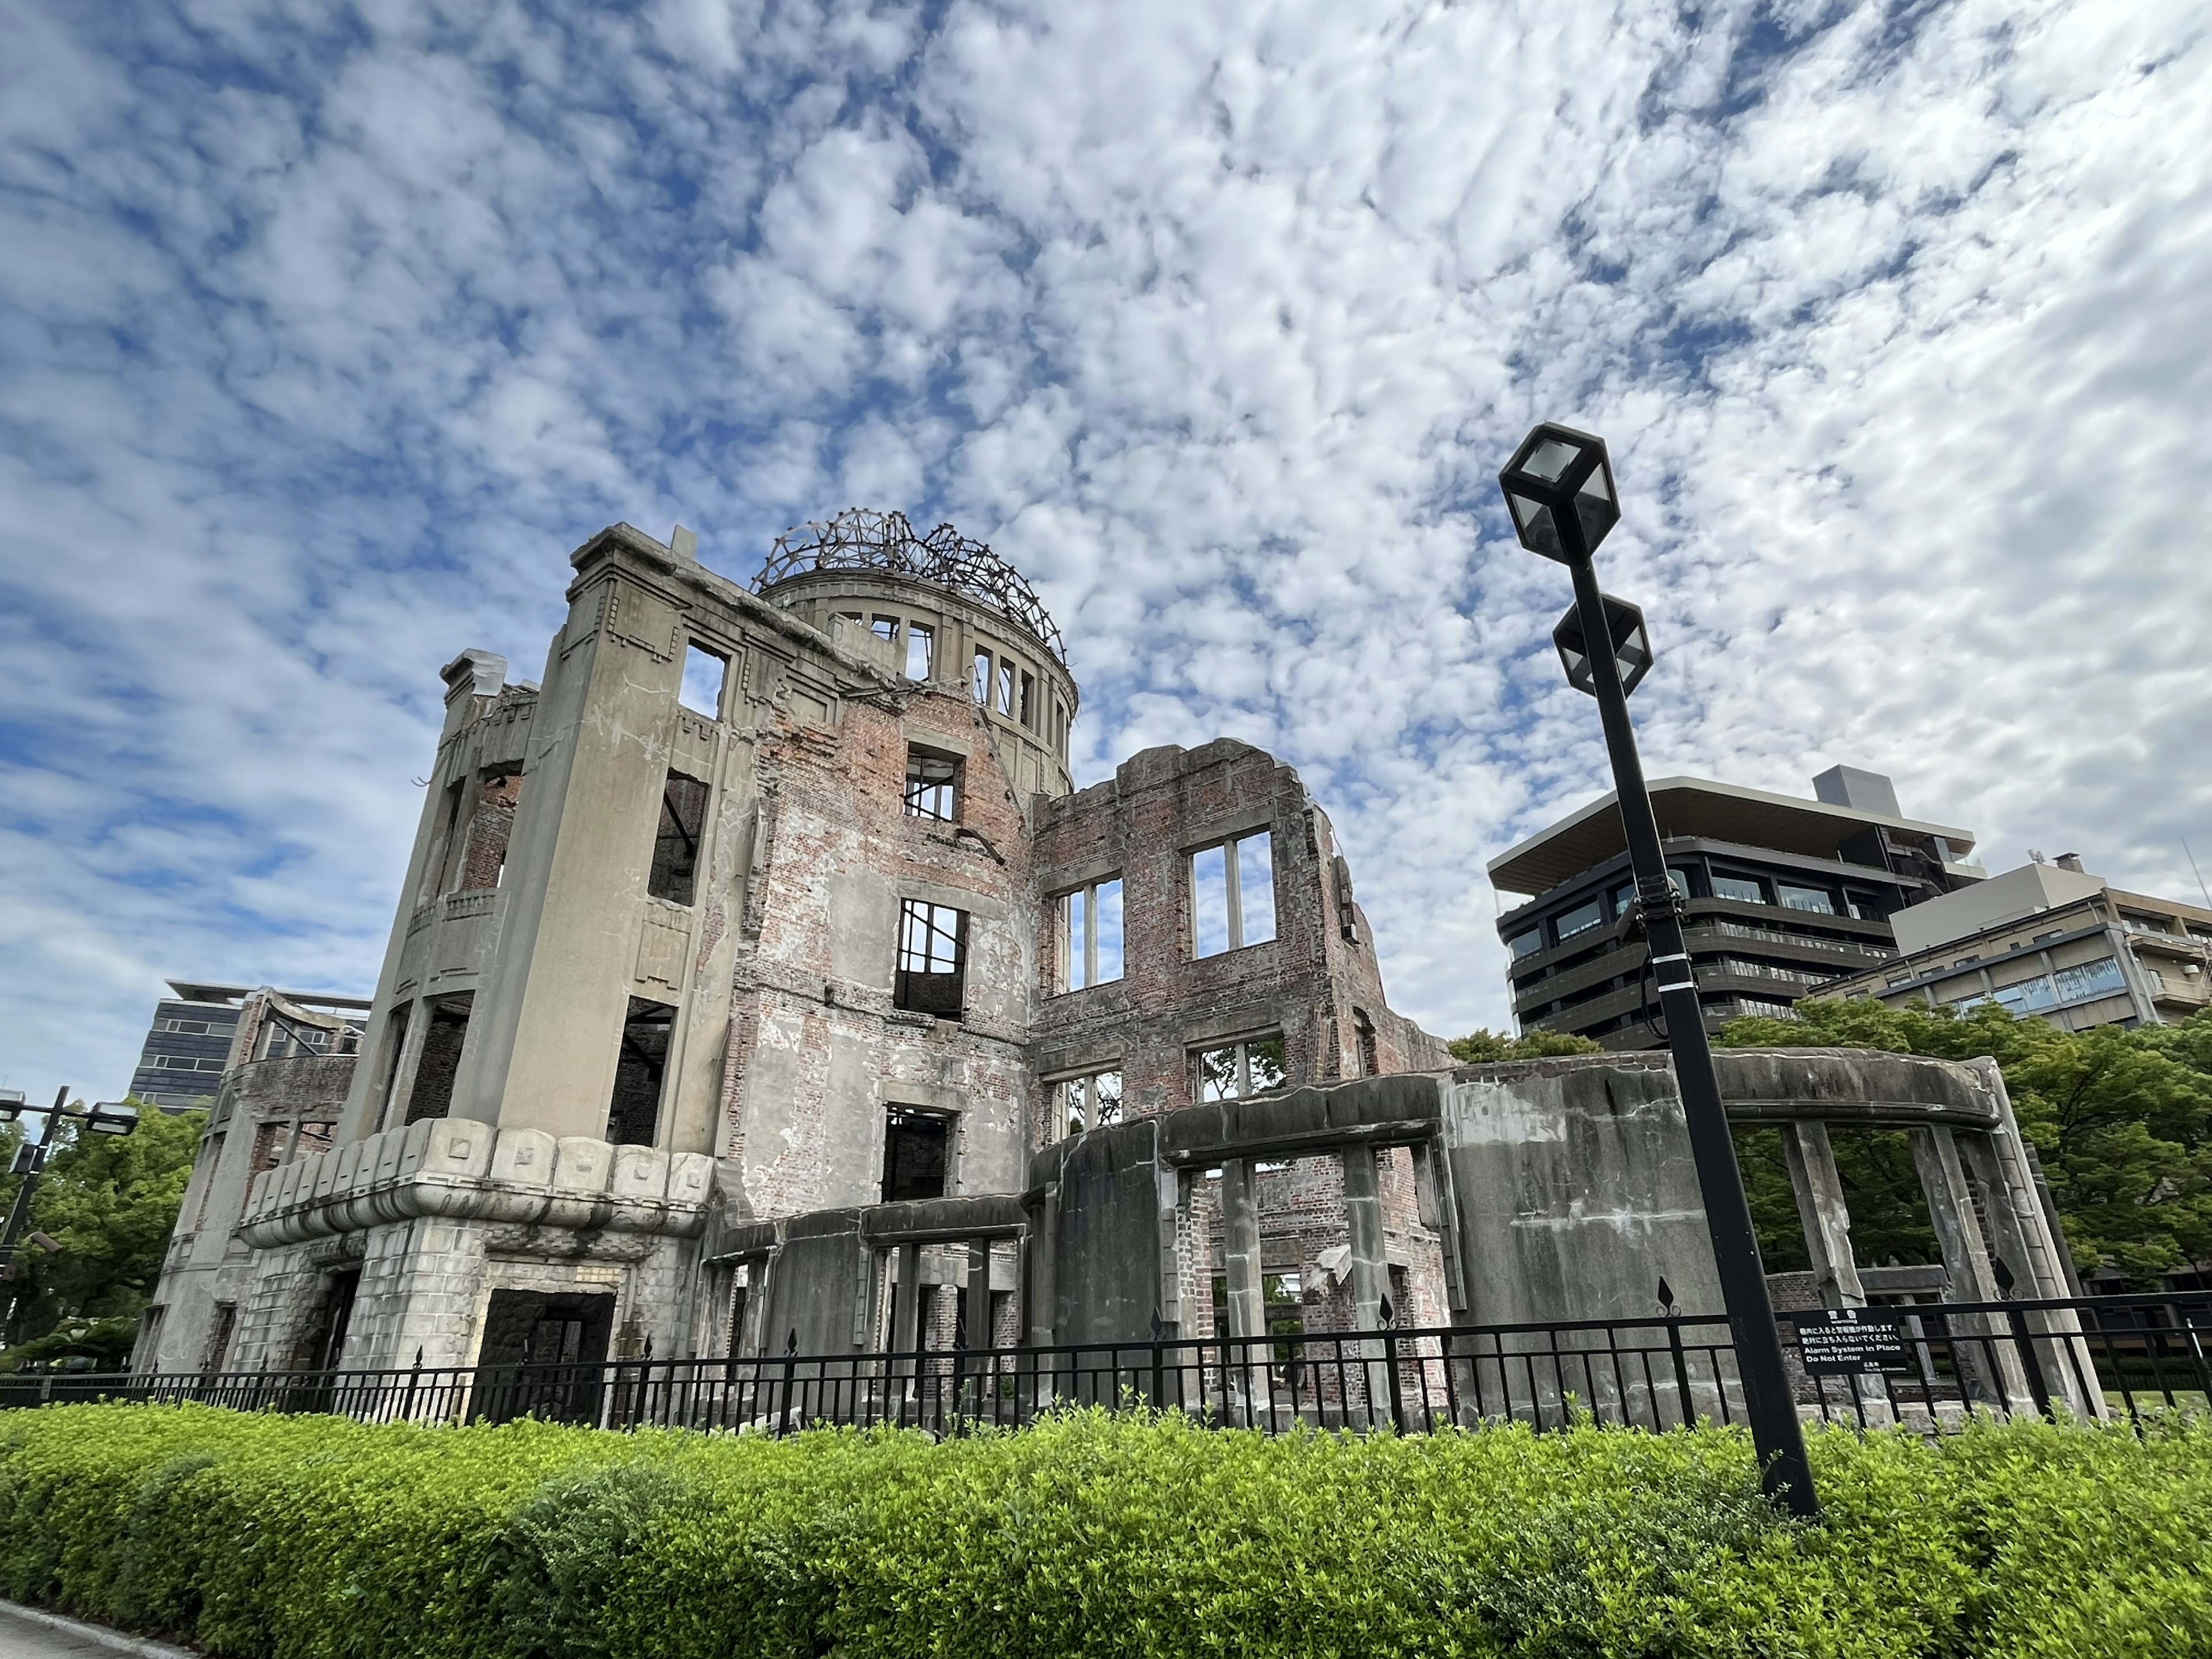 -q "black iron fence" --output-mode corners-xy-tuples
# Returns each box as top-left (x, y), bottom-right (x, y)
(4, 1294), (2204, 1438)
